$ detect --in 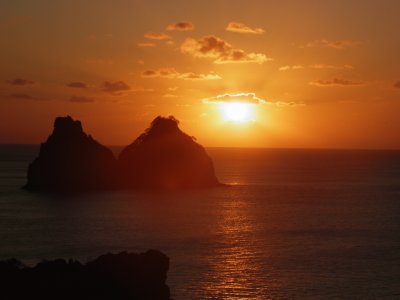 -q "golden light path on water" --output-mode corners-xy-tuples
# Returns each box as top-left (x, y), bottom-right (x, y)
(203, 194), (271, 299)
